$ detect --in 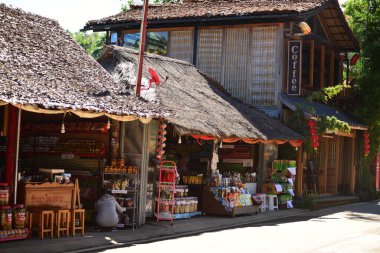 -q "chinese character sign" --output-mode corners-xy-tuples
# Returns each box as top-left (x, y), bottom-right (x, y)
(287, 40), (302, 95)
